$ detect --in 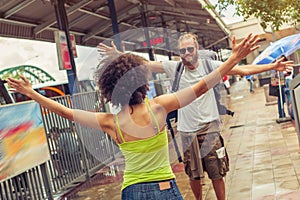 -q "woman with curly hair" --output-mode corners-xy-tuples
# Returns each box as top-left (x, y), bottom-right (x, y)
(7, 36), (258, 199)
